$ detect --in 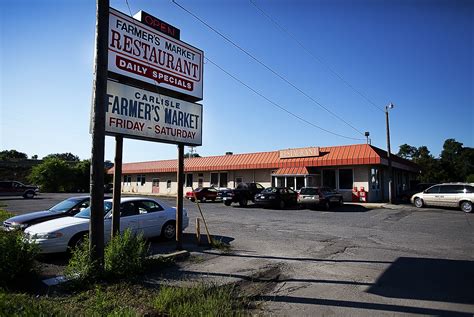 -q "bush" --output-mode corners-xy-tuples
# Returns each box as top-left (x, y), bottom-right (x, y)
(0, 230), (38, 288)
(66, 229), (148, 283)
(64, 236), (99, 284)
(0, 209), (13, 222)
(104, 229), (148, 279)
